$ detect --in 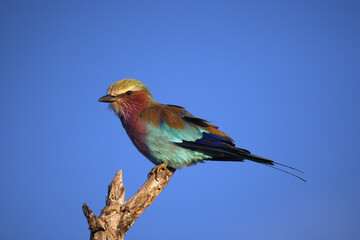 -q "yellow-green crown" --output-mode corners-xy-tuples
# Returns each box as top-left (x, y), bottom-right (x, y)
(107, 79), (153, 98)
